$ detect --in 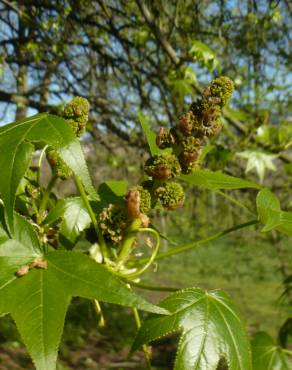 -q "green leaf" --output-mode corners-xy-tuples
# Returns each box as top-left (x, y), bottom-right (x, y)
(252, 332), (292, 370)
(0, 114), (97, 233)
(190, 41), (220, 71)
(180, 169), (259, 190)
(138, 112), (161, 156)
(256, 189), (292, 235)
(0, 220), (168, 370)
(98, 180), (128, 205)
(44, 197), (91, 245)
(168, 78), (195, 100)
(132, 288), (252, 370)
(277, 212), (292, 236)
(138, 112), (171, 156)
